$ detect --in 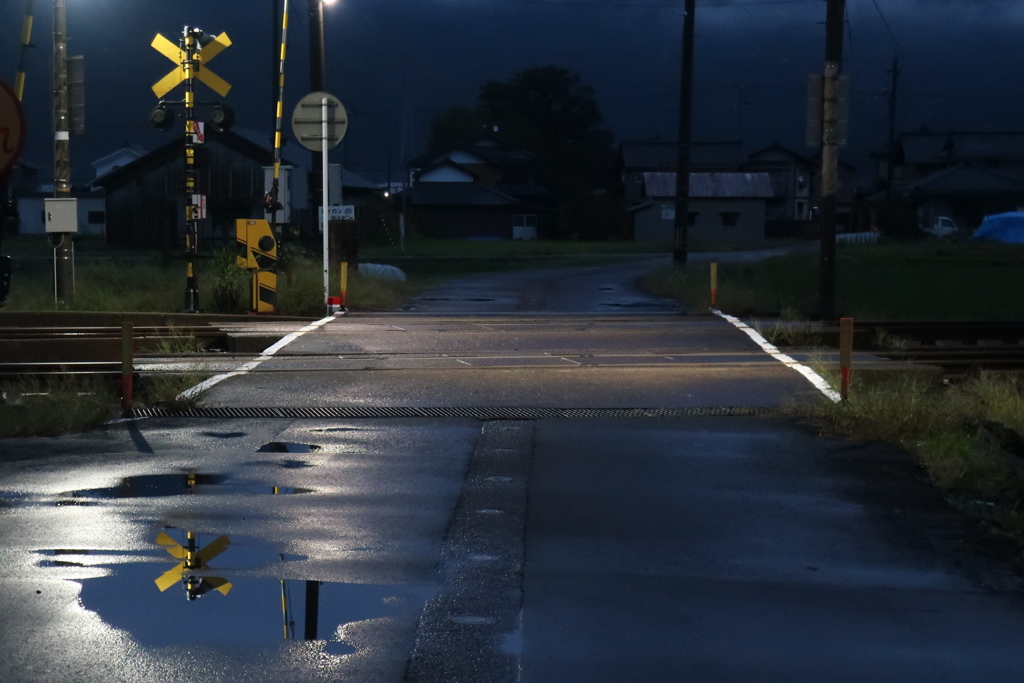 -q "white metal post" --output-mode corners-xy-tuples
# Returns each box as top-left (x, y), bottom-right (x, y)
(321, 96), (330, 311)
